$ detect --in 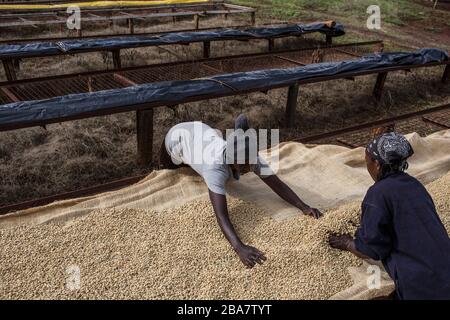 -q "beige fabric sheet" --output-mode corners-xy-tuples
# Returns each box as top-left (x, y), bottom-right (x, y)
(1, 129), (449, 228)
